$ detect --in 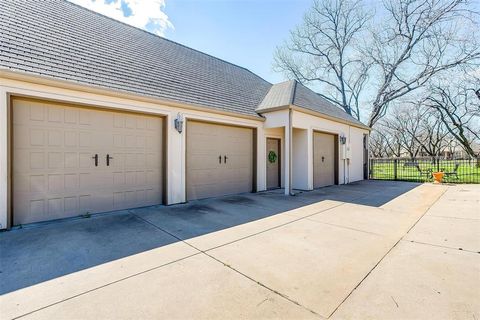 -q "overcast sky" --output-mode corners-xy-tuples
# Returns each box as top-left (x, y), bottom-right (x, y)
(68, 0), (312, 83)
